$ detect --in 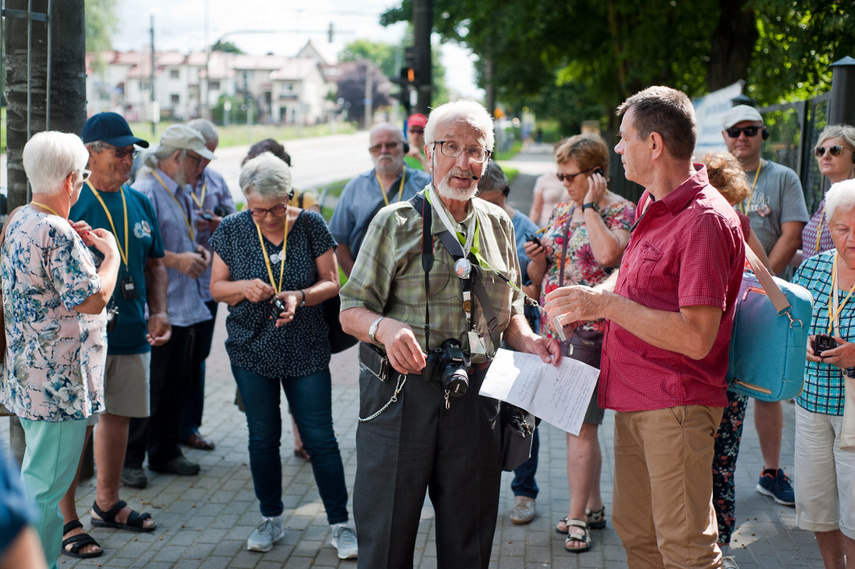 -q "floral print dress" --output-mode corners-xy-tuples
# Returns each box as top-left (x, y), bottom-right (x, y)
(0, 206), (107, 421)
(539, 198), (635, 337)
